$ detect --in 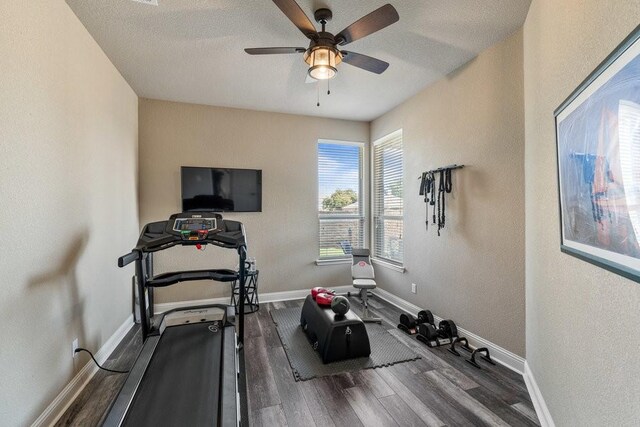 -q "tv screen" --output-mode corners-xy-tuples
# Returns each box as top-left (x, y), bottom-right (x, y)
(181, 166), (262, 212)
